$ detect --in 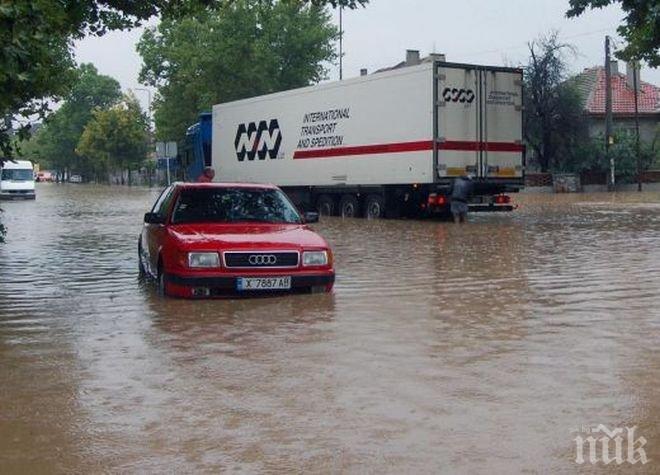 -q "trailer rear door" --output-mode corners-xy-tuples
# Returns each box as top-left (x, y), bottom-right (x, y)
(435, 65), (480, 178)
(481, 69), (524, 180)
(435, 64), (523, 181)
